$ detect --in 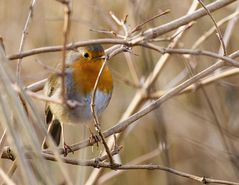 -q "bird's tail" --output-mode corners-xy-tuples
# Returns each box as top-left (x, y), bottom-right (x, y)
(42, 119), (62, 149)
